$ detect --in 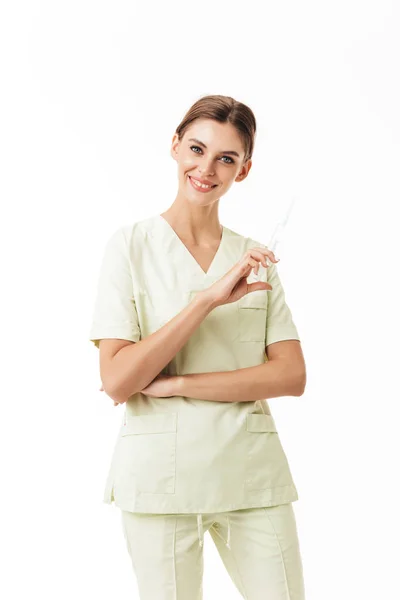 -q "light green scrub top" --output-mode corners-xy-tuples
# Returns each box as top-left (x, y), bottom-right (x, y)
(89, 214), (301, 517)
